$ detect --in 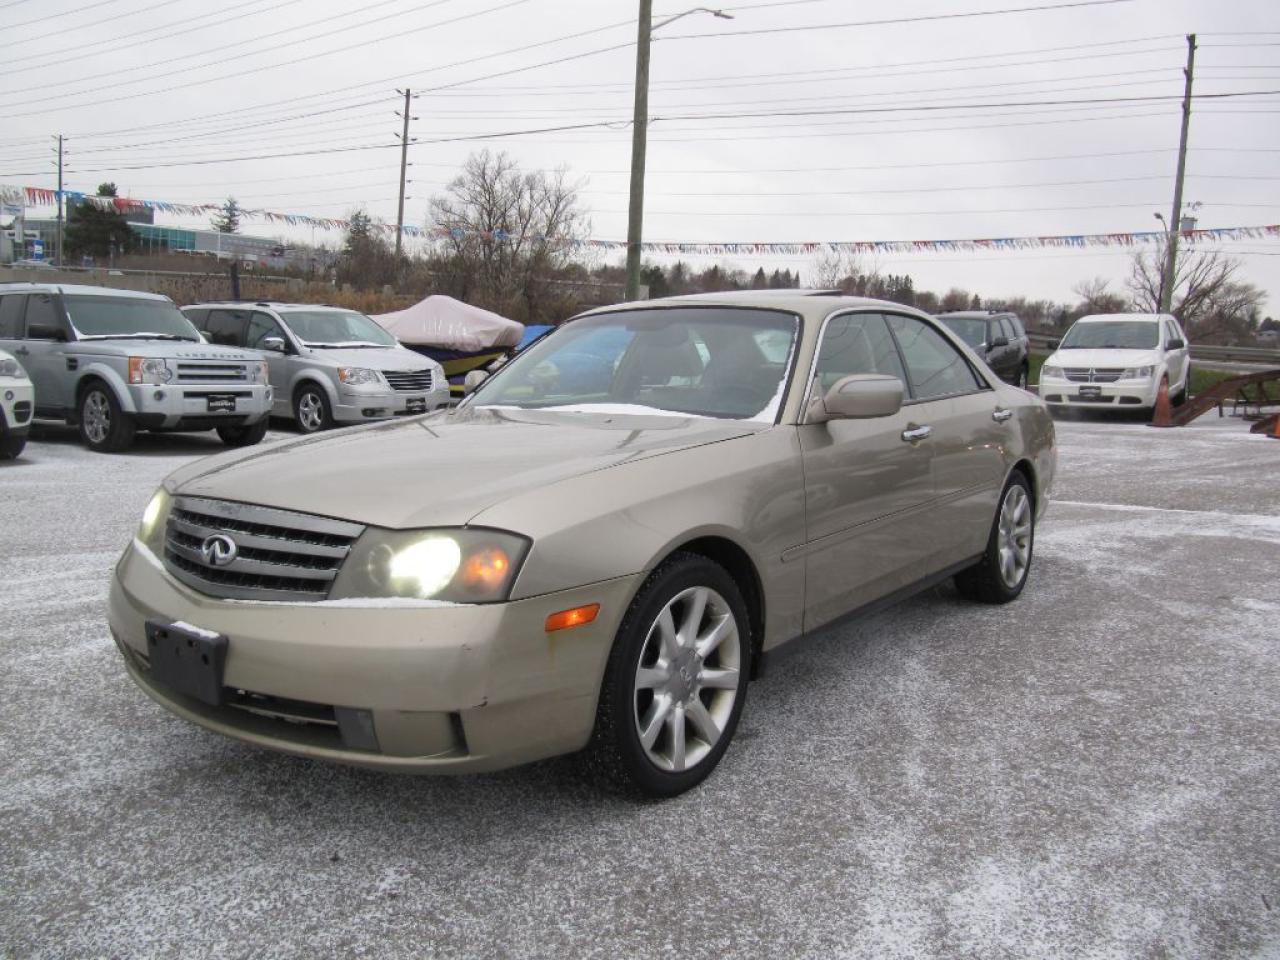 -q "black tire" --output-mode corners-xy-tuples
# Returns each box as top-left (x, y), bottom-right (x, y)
(293, 383), (333, 434)
(1174, 365), (1191, 406)
(78, 382), (136, 452)
(216, 418), (269, 447)
(0, 432), (25, 460)
(955, 471), (1035, 604)
(584, 552), (752, 798)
